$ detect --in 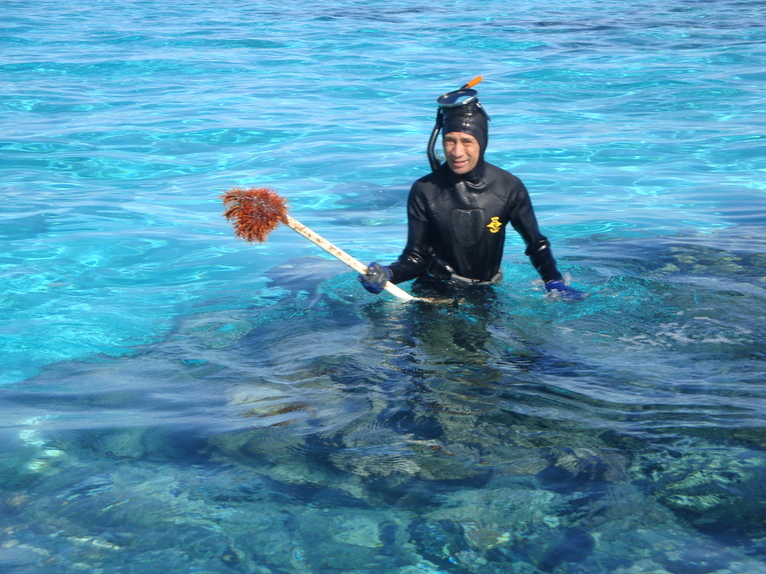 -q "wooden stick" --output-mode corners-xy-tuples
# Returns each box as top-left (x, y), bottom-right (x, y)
(284, 215), (417, 301)
(221, 187), (422, 302)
